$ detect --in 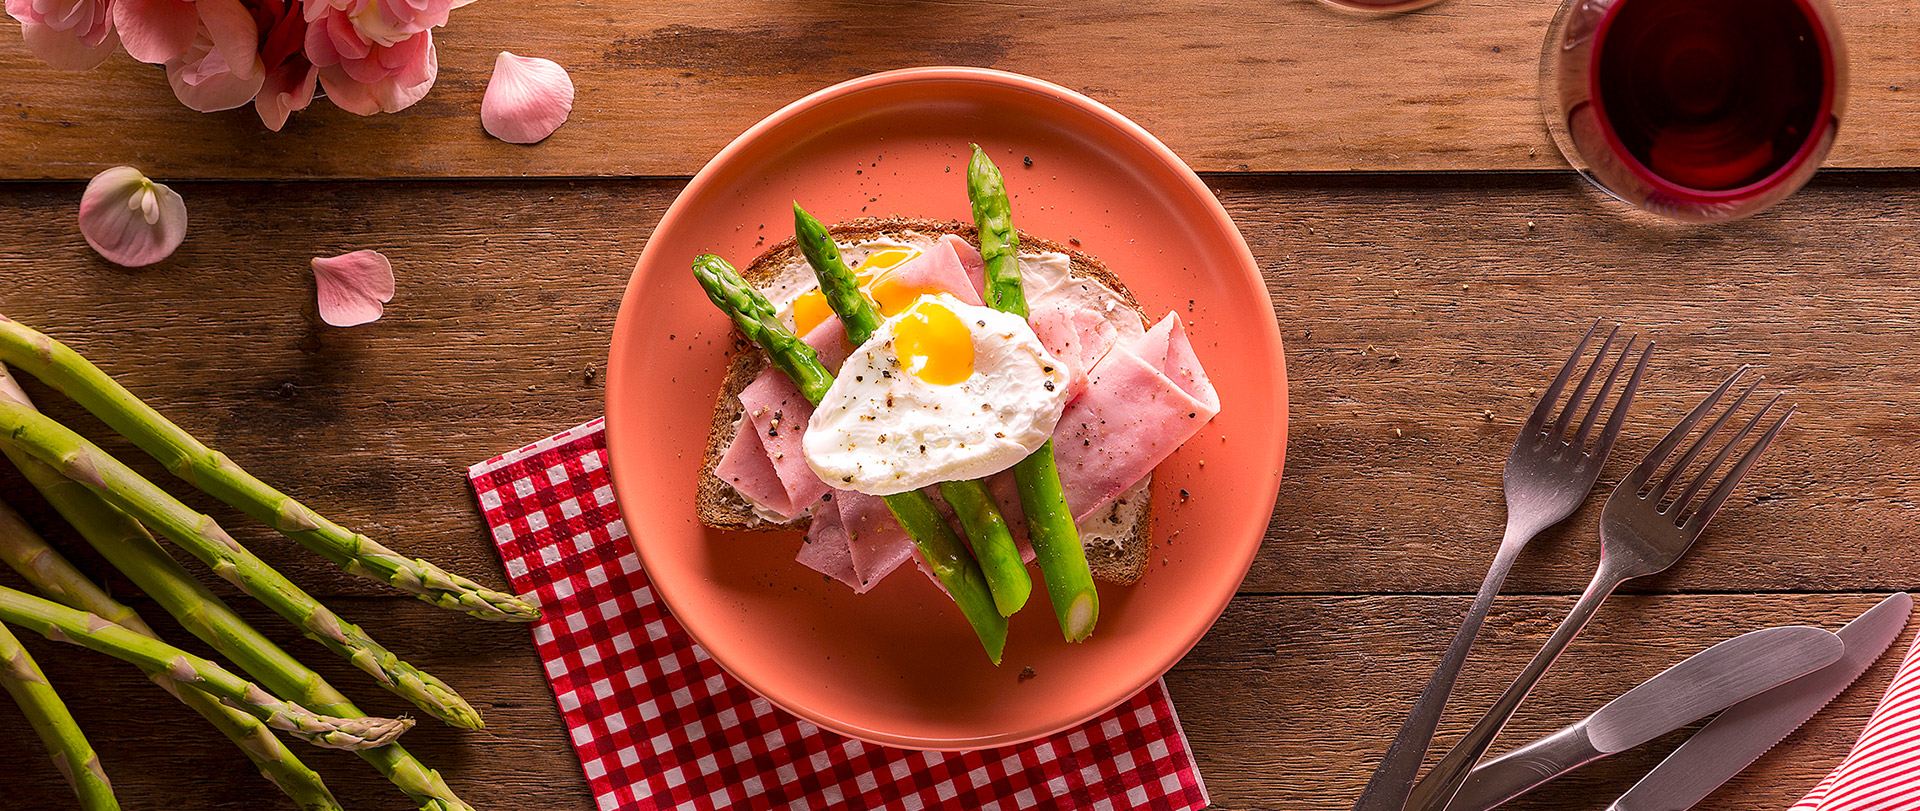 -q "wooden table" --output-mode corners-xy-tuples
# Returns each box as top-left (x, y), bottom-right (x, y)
(4, 1), (1919, 809)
